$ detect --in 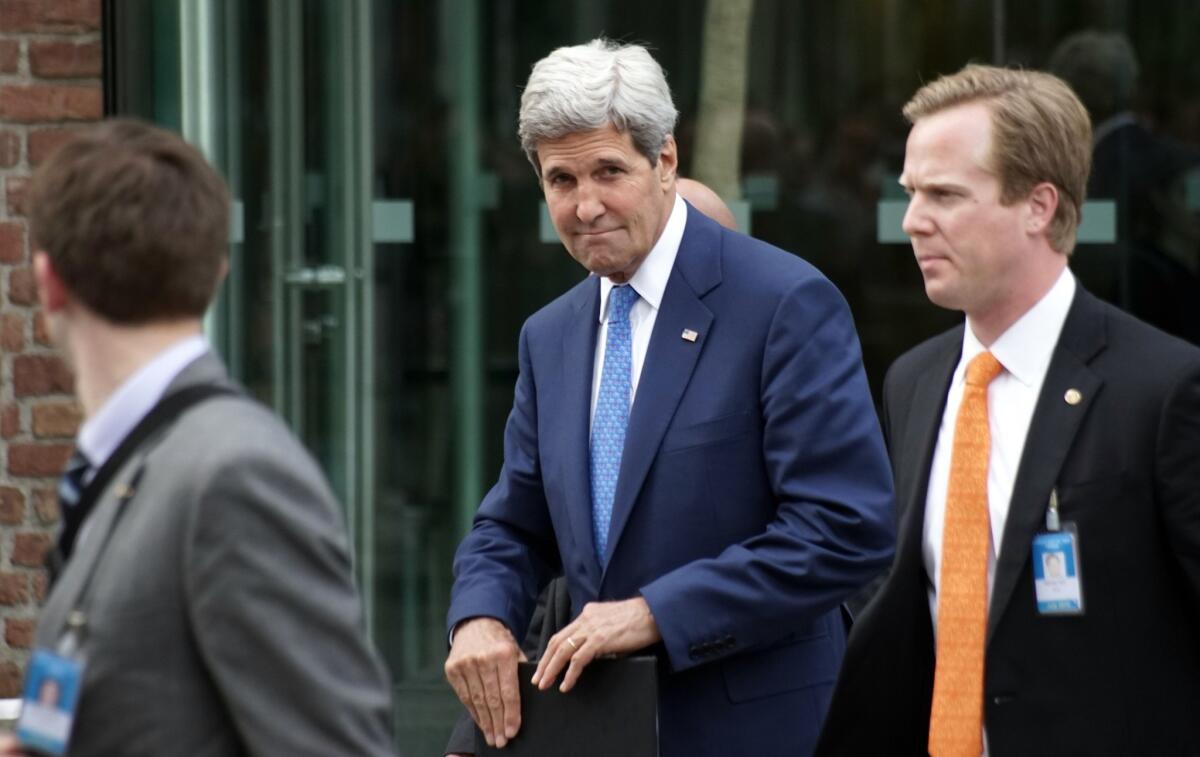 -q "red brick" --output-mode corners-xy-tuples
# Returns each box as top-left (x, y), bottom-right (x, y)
(1, 311), (25, 351)
(0, 573), (29, 605)
(43, 0), (101, 29)
(8, 266), (36, 306)
(13, 354), (73, 396)
(31, 571), (47, 602)
(0, 222), (23, 264)
(28, 127), (83, 166)
(12, 532), (51, 566)
(32, 311), (50, 345)
(0, 40), (18, 74)
(6, 175), (29, 216)
(0, 405), (18, 439)
(0, 0), (100, 33)
(0, 84), (102, 123)
(30, 40), (100, 78)
(4, 617), (35, 649)
(0, 129), (18, 168)
(0, 487), (24, 525)
(7, 442), (72, 477)
(0, 662), (20, 697)
(32, 401), (80, 438)
(0, 0), (38, 31)
(33, 486), (57, 524)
